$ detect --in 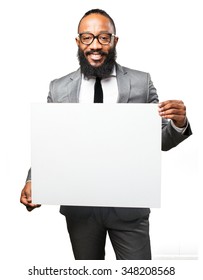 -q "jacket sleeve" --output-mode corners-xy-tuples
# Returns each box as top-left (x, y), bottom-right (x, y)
(26, 168), (31, 182)
(161, 120), (192, 151)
